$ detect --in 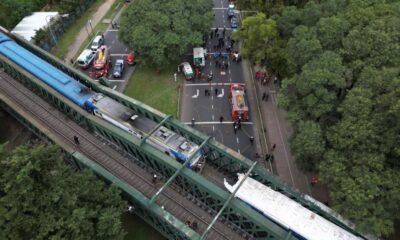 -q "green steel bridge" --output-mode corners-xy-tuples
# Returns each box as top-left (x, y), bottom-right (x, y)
(0, 29), (362, 240)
